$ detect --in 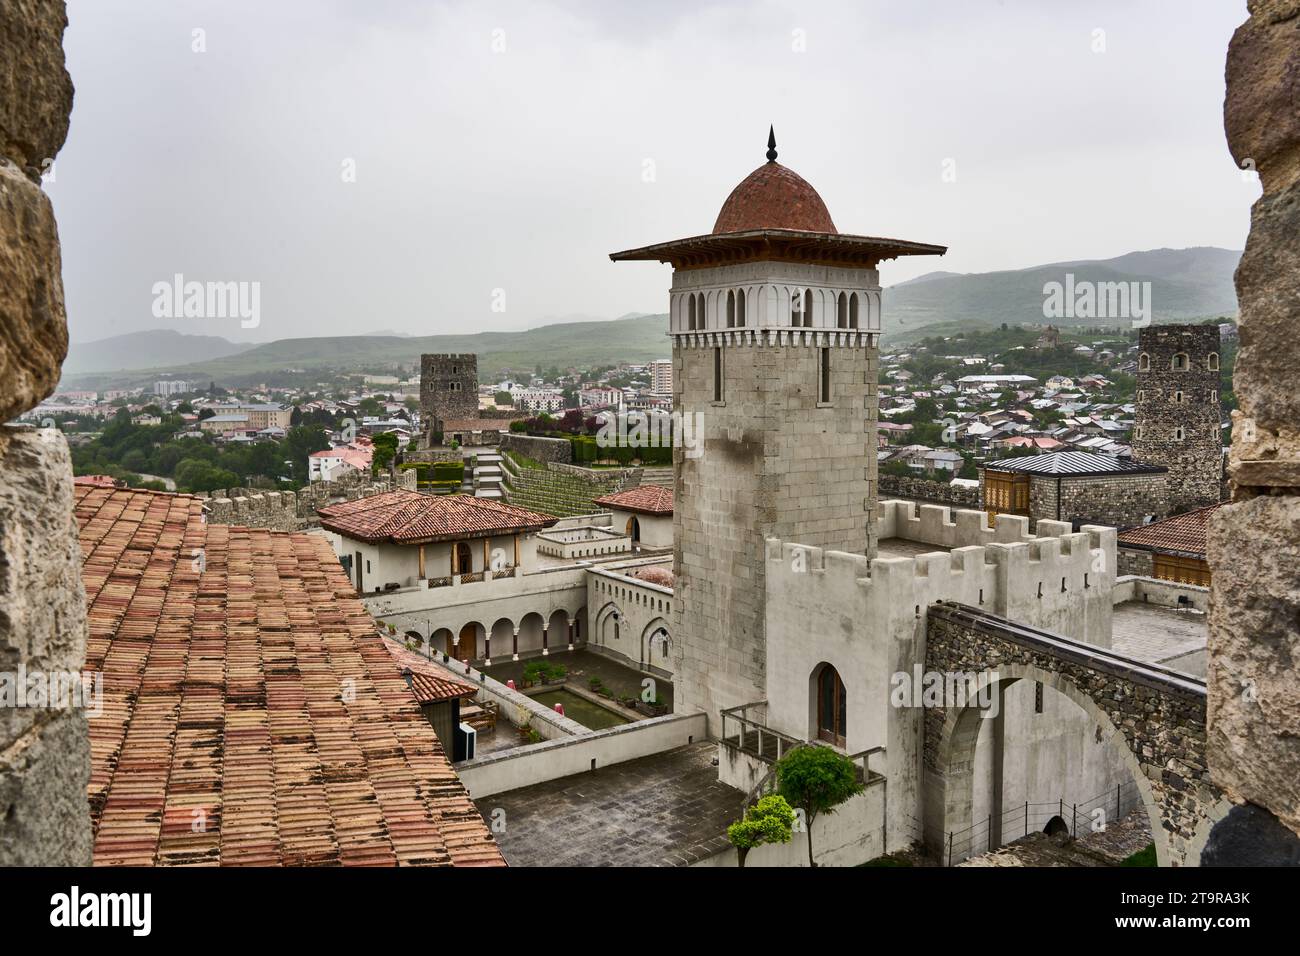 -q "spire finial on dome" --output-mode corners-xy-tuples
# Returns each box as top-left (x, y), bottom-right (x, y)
(766, 125), (777, 163)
